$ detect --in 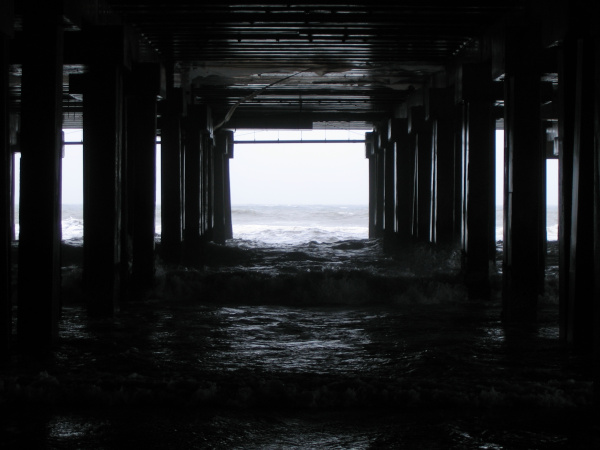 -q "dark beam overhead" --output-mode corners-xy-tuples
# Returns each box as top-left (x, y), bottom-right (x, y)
(9, 1), (525, 127)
